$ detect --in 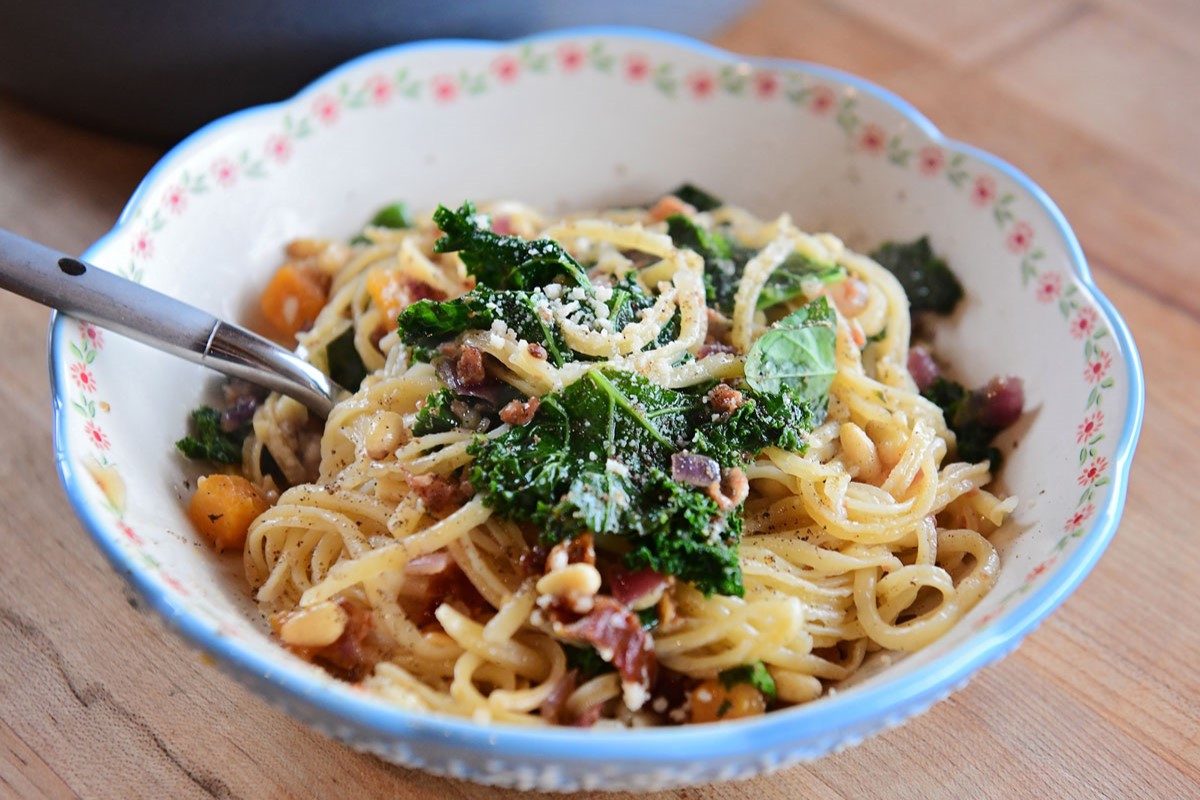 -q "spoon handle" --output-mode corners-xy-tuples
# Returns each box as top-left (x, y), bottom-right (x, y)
(0, 228), (338, 417)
